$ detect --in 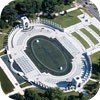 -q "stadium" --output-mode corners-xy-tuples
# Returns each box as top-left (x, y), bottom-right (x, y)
(7, 16), (92, 92)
